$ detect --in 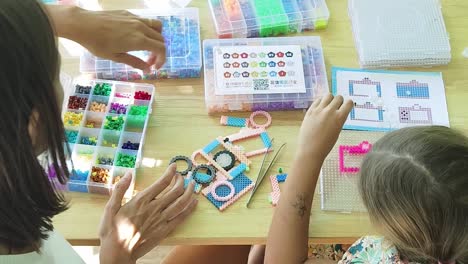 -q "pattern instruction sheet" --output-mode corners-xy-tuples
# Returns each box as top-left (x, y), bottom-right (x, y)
(213, 45), (306, 95)
(332, 67), (450, 131)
